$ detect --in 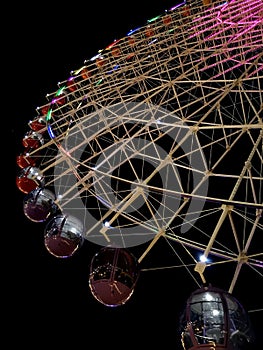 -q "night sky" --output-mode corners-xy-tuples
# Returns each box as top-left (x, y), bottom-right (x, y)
(9, 1), (262, 348)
